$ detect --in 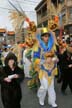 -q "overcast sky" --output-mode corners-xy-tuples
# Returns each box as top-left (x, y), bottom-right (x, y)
(0, 0), (41, 31)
